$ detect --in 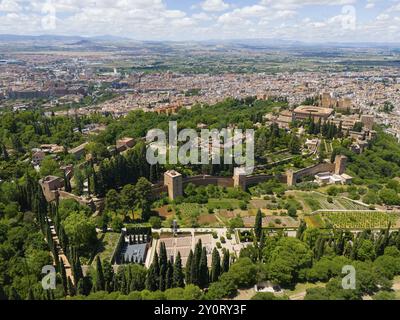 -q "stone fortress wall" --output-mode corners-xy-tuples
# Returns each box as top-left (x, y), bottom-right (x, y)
(162, 155), (348, 200)
(40, 156), (348, 207)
